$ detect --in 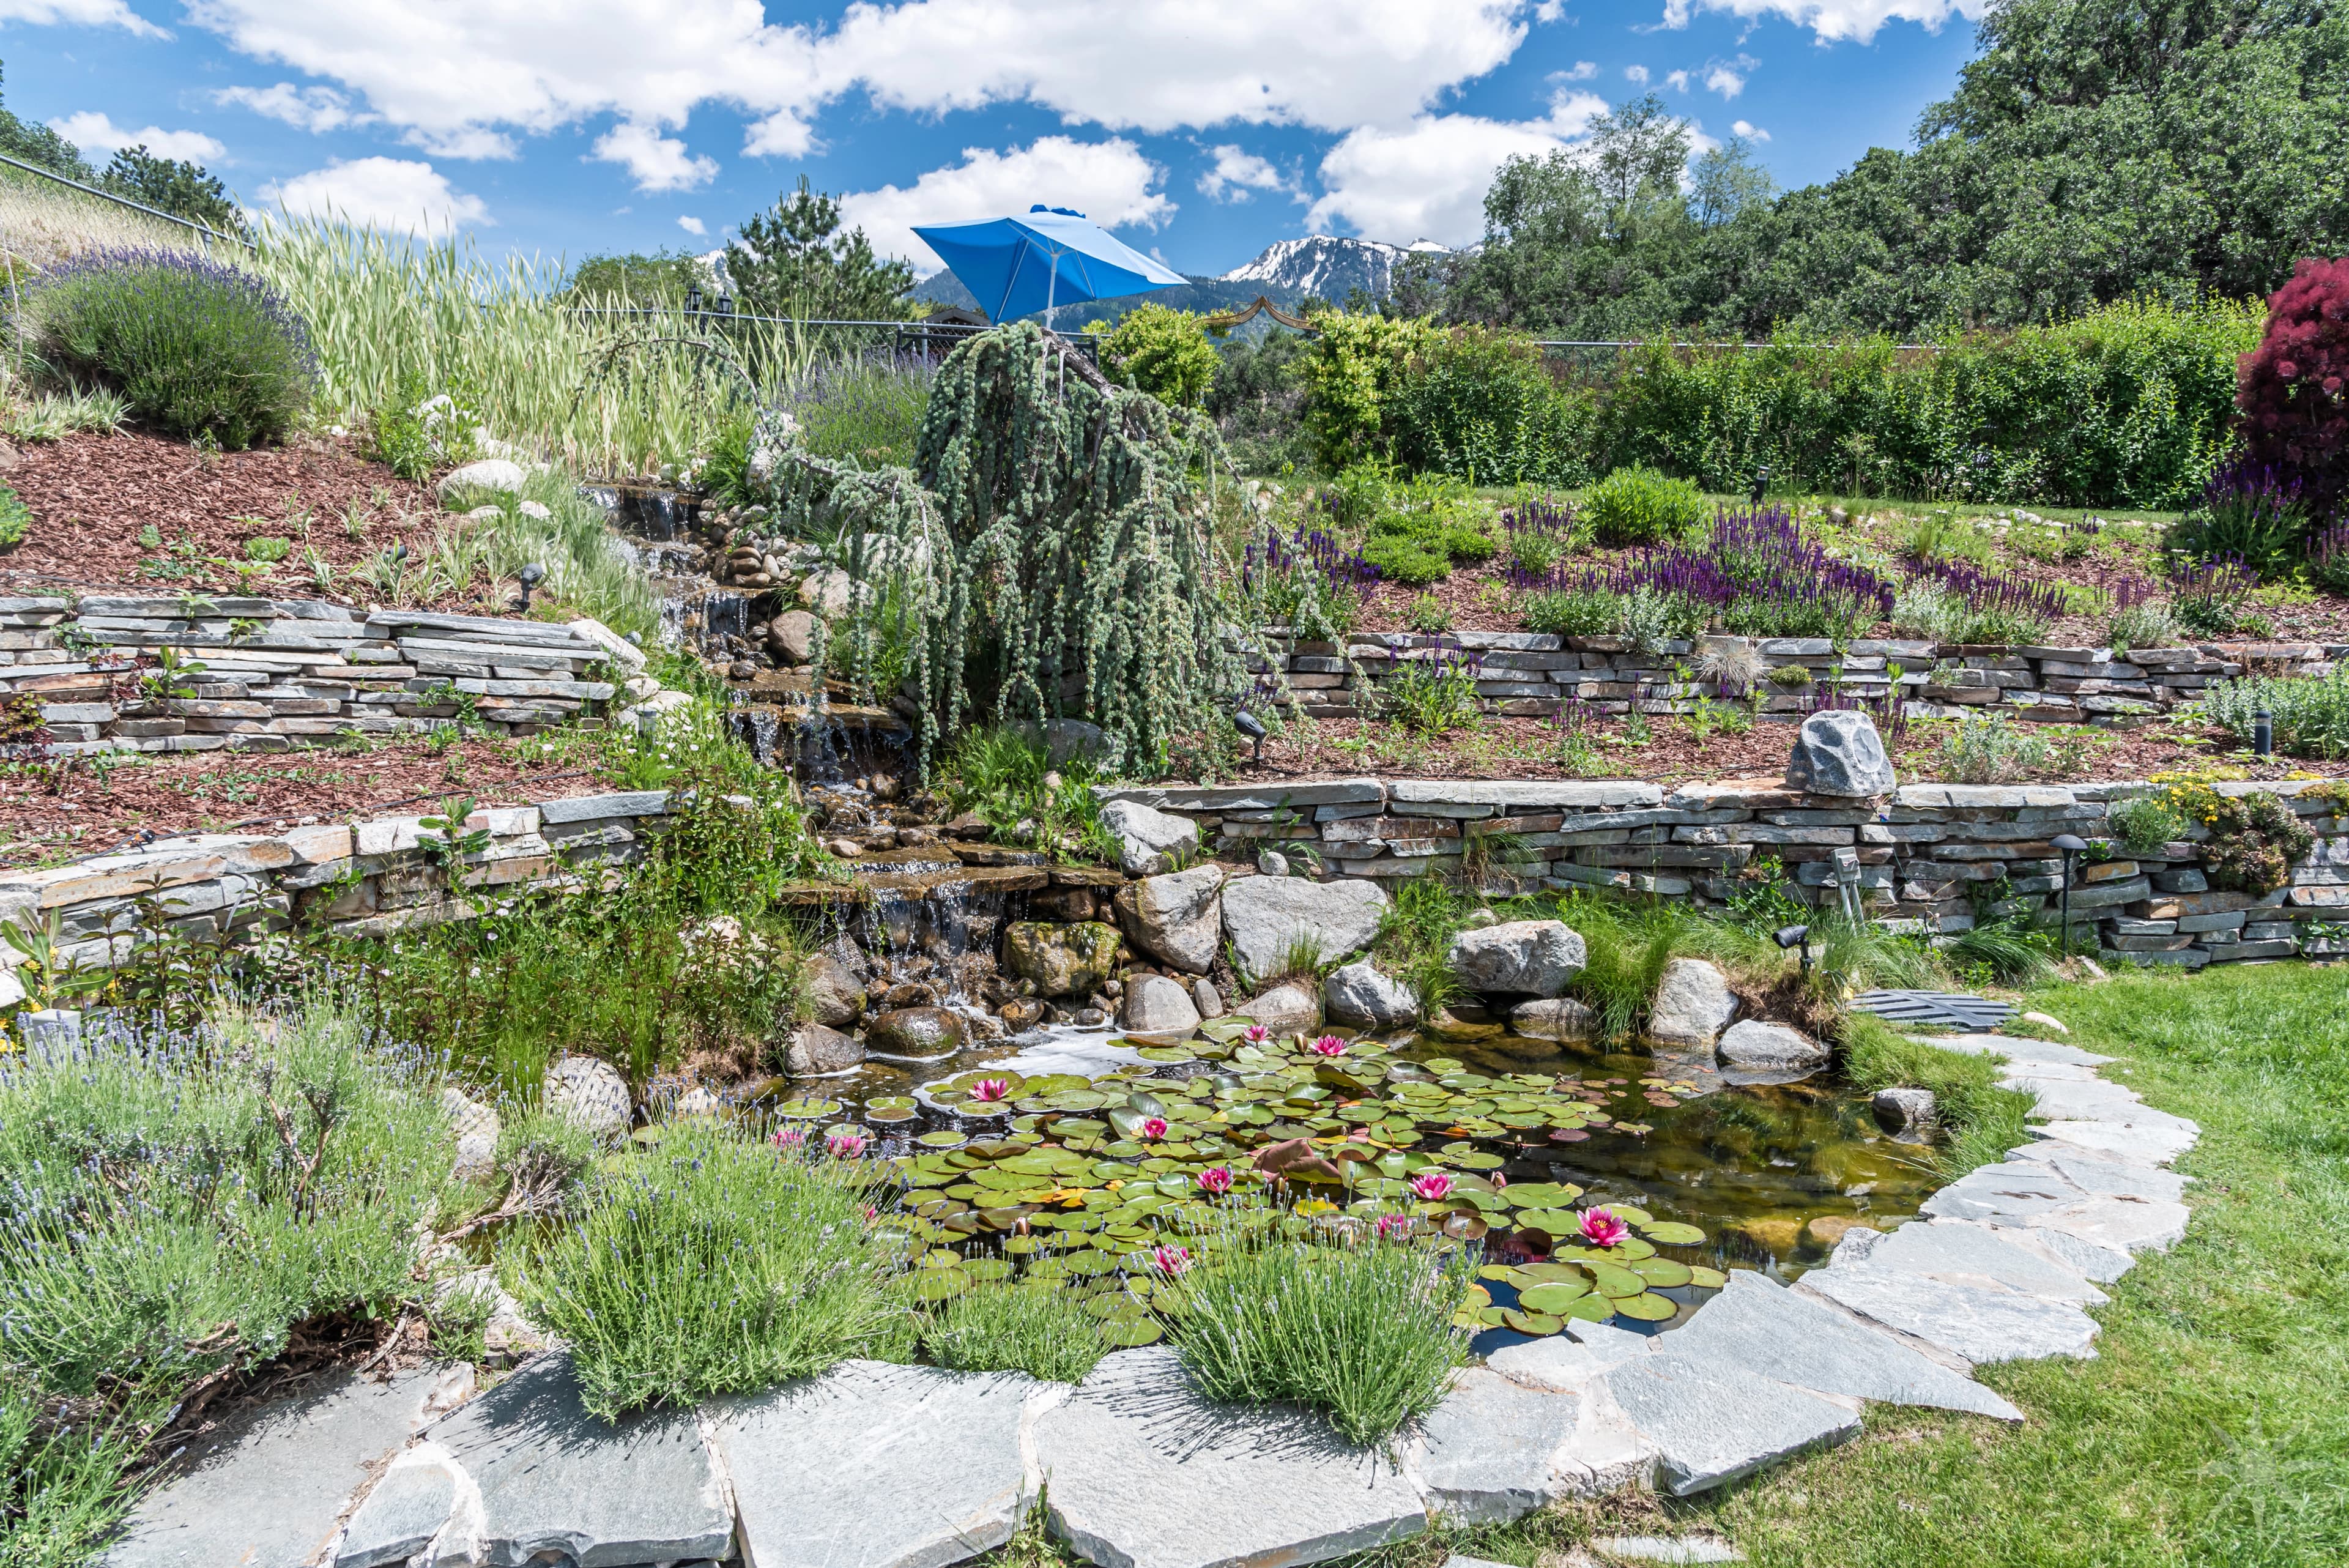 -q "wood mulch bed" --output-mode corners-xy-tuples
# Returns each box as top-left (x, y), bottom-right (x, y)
(0, 427), (500, 606)
(0, 737), (623, 864)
